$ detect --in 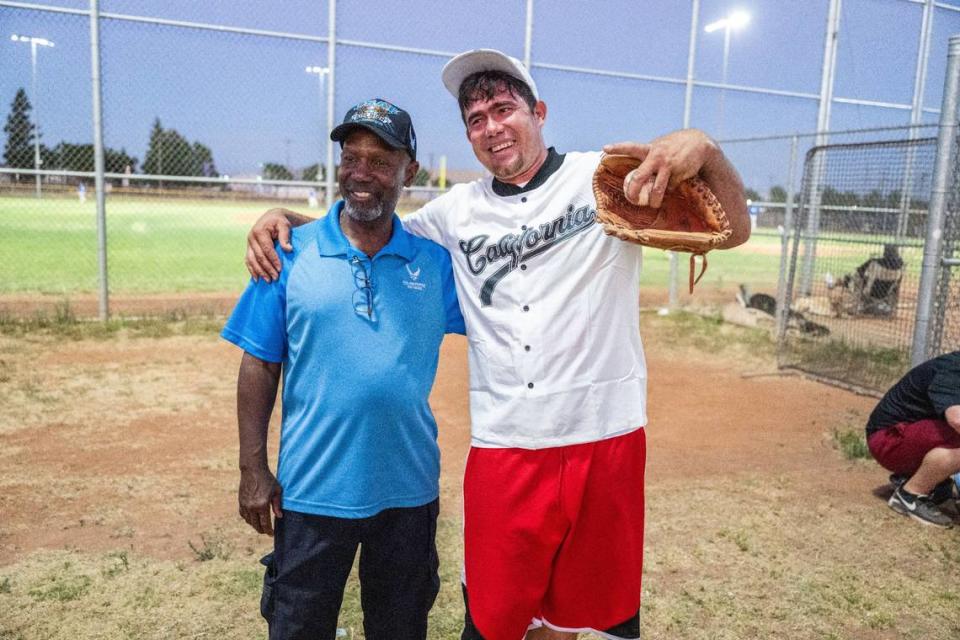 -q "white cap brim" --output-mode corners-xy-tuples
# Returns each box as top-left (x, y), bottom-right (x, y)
(441, 48), (539, 100)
